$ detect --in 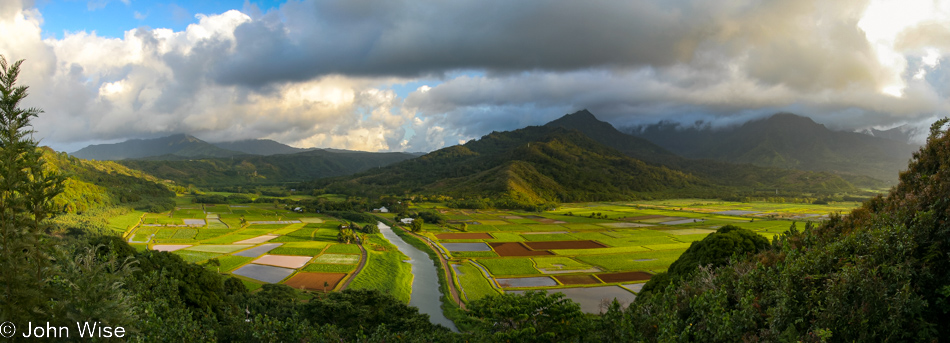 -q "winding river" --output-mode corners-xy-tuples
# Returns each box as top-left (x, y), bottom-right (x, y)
(378, 222), (458, 332)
